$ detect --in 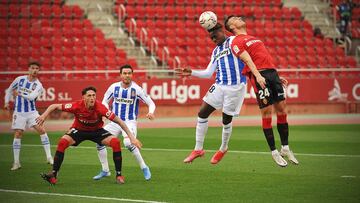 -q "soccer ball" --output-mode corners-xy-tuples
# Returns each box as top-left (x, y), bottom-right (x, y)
(199, 11), (217, 30)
